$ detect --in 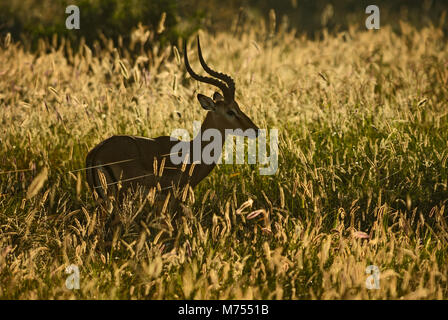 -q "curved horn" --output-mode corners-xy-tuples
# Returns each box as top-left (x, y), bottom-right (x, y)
(197, 36), (235, 101)
(184, 40), (230, 99)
